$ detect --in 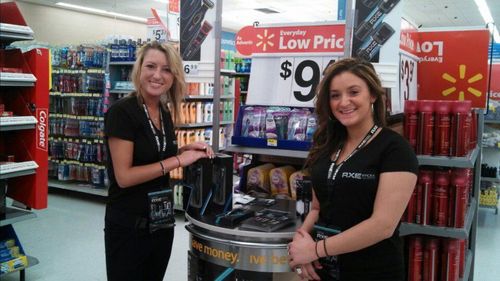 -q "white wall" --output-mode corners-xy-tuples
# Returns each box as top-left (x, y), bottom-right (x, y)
(14, 1), (146, 45)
